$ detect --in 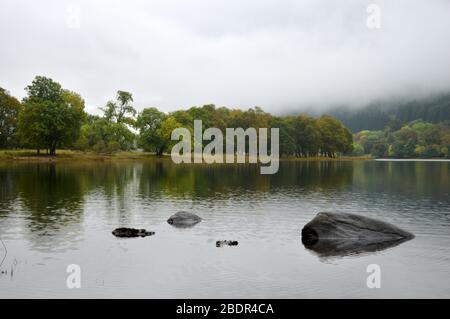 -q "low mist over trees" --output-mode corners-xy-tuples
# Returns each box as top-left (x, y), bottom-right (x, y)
(6, 75), (450, 159)
(330, 93), (450, 132)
